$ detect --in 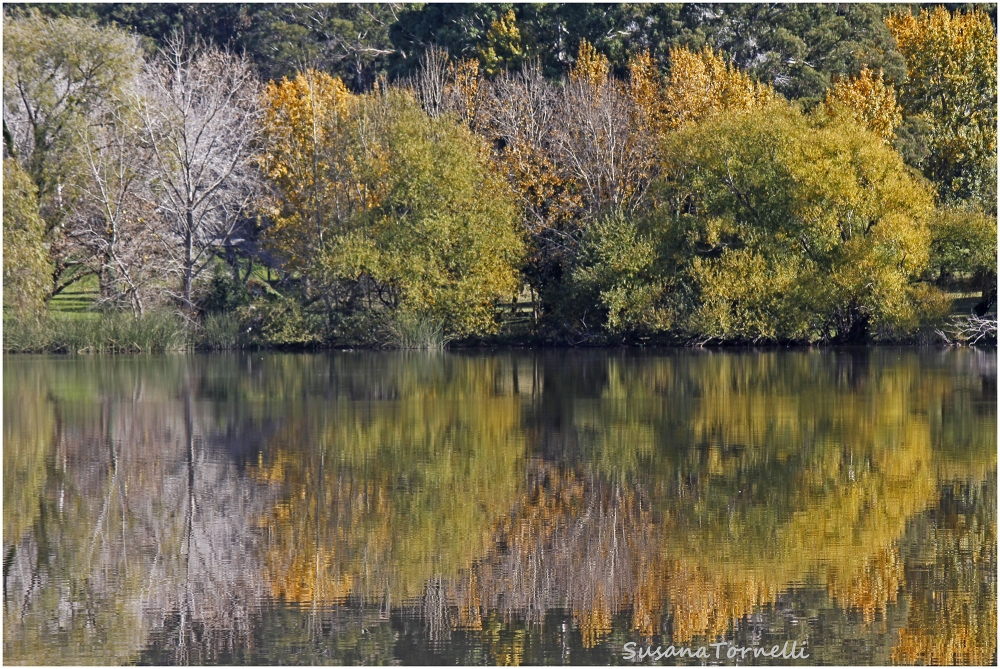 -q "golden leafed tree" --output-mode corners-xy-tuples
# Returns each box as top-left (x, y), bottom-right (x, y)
(569, 39), (611, 88)
(627, 50), (666, 136)
(478, 9), (525, 77)
(661, 45), (776, 131)
(261, 74), (523, 339)
(886, 7), (997, 208)
(259, 69), (360, 279)
(822, 68), (902, 141)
